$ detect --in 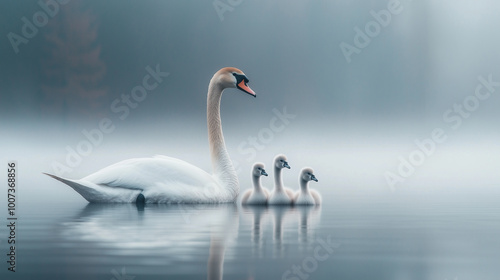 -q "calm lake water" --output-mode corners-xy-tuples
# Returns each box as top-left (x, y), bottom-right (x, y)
(1, 186), (499, 280)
